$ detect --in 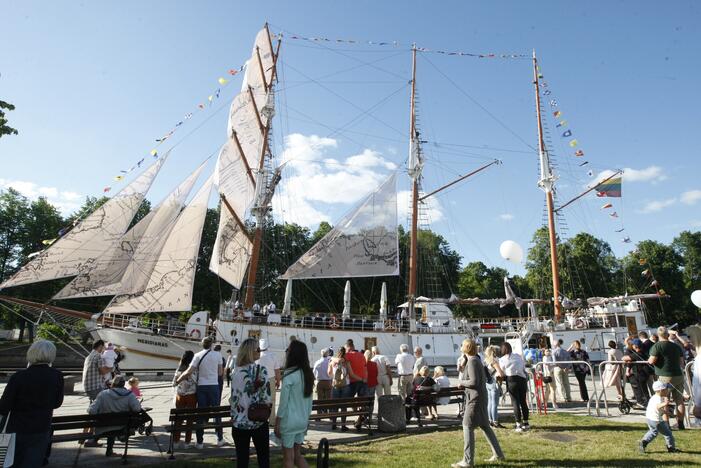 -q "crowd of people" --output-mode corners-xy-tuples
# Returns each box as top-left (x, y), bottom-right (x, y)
(0, 324), (698, 467)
